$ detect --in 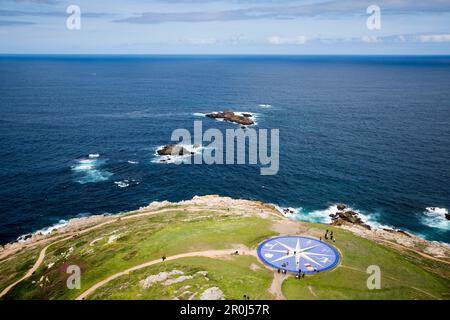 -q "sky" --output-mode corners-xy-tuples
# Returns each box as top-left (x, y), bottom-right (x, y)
(1, 0), (450, 54)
